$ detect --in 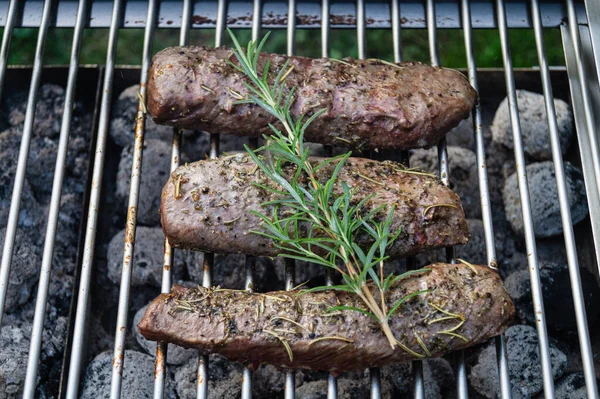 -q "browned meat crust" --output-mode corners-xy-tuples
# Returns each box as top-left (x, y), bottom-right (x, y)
(147, 46), (477, 150)
(139, 263), (514, 372)
(160, 155), (469, 257)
